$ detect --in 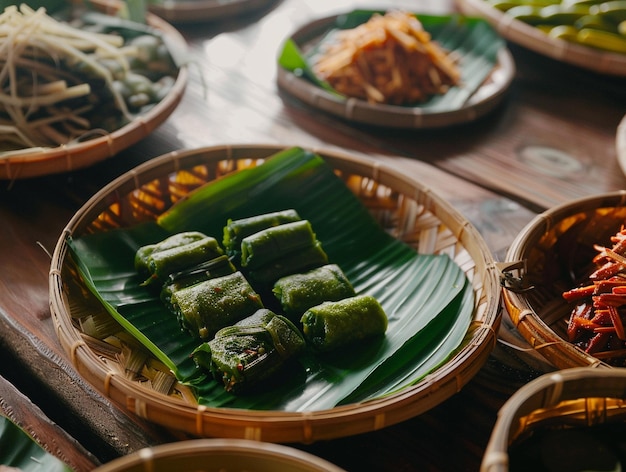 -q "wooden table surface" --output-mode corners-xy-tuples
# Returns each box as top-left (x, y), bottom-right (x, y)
(1, 0), (625, 470)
